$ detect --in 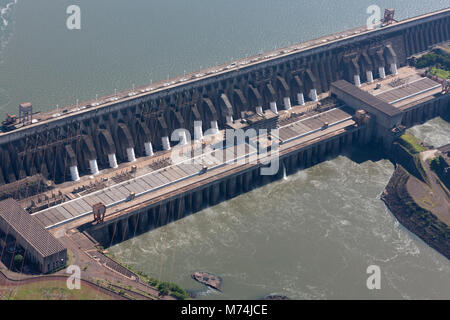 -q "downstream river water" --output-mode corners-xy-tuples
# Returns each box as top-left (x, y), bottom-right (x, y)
(110, 118), (450, 300)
